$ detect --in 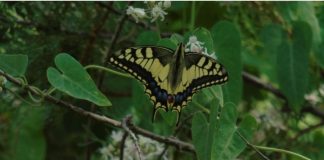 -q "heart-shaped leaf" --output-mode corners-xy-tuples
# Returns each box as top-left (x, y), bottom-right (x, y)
(47, 53), (111, 106)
